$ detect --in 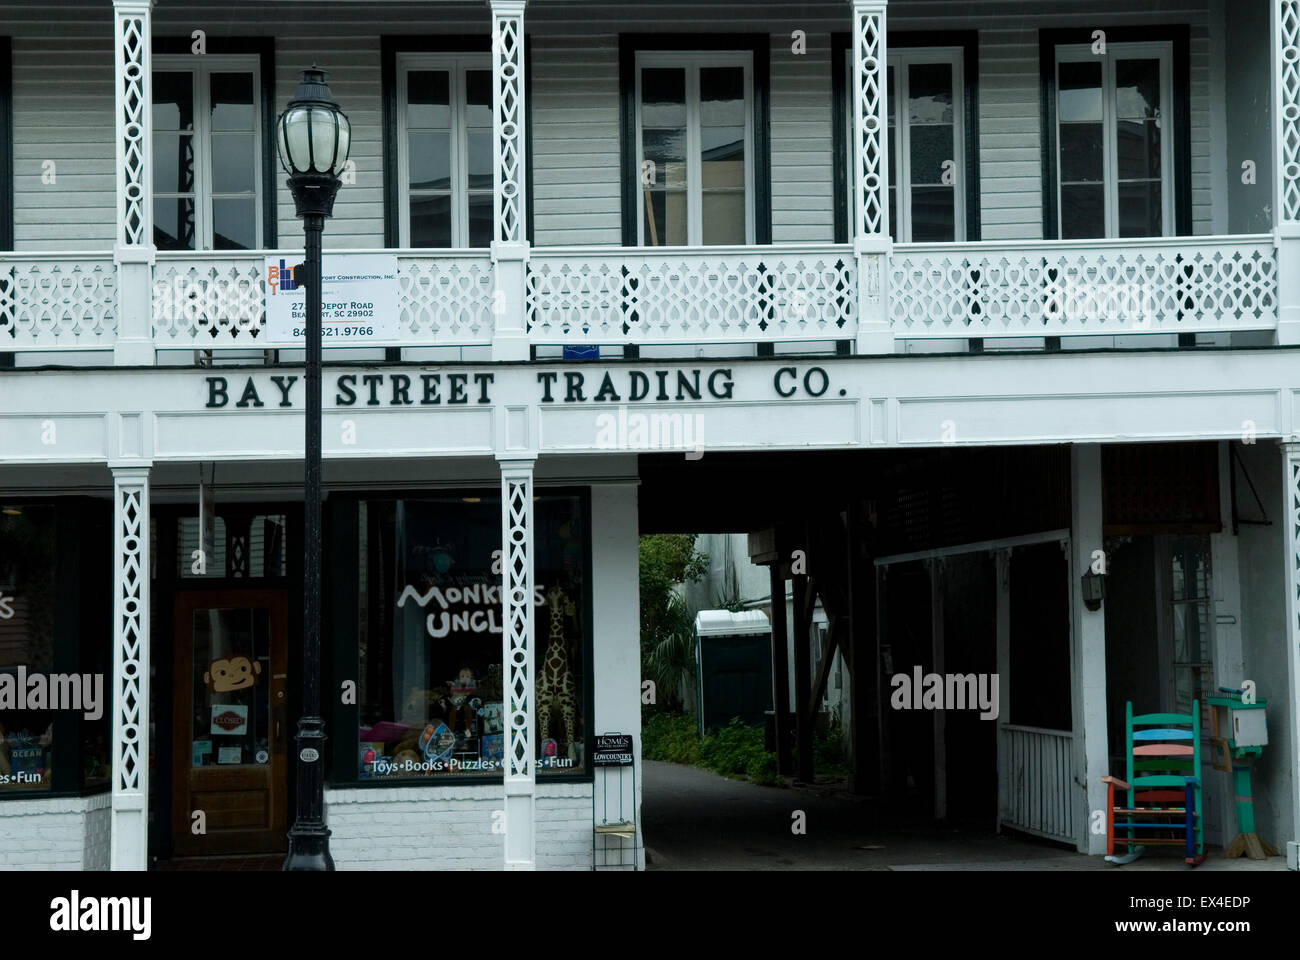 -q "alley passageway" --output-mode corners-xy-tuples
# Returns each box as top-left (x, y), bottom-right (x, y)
(641, 760), (1288, 872)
